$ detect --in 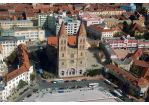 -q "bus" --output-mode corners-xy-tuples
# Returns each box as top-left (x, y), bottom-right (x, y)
(89, 83), (99, 87)
(104, 79), (111, 85)
(53, 79), (63, 83)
